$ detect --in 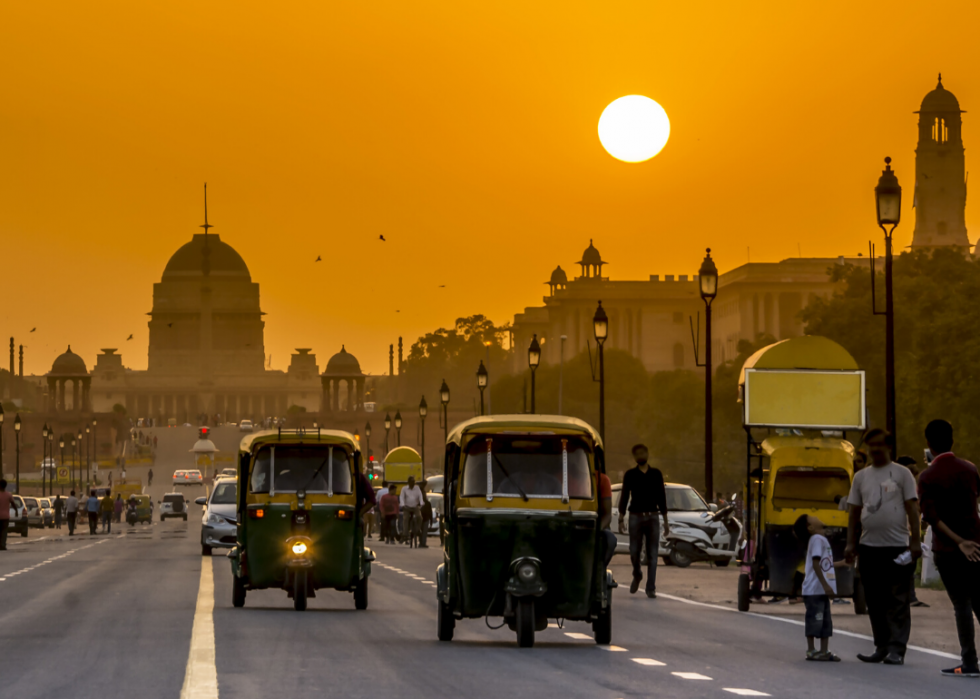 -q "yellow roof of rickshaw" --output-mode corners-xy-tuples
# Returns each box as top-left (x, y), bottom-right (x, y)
(739, 336), (859, 388)
(383, 446), (422, 464)
(761, 435), (855, 468)
(239, 428), (360, 453)
(446, 414), (603, 450)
